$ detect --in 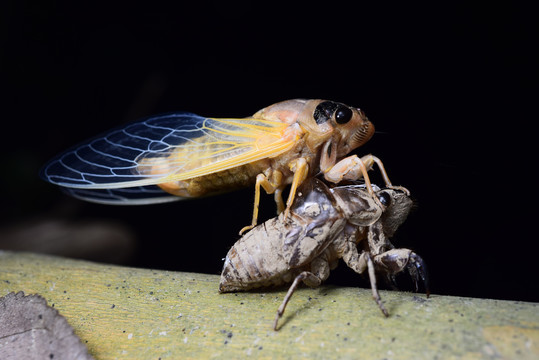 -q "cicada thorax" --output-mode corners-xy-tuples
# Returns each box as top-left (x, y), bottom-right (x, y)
(253, 99), (374, 161)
